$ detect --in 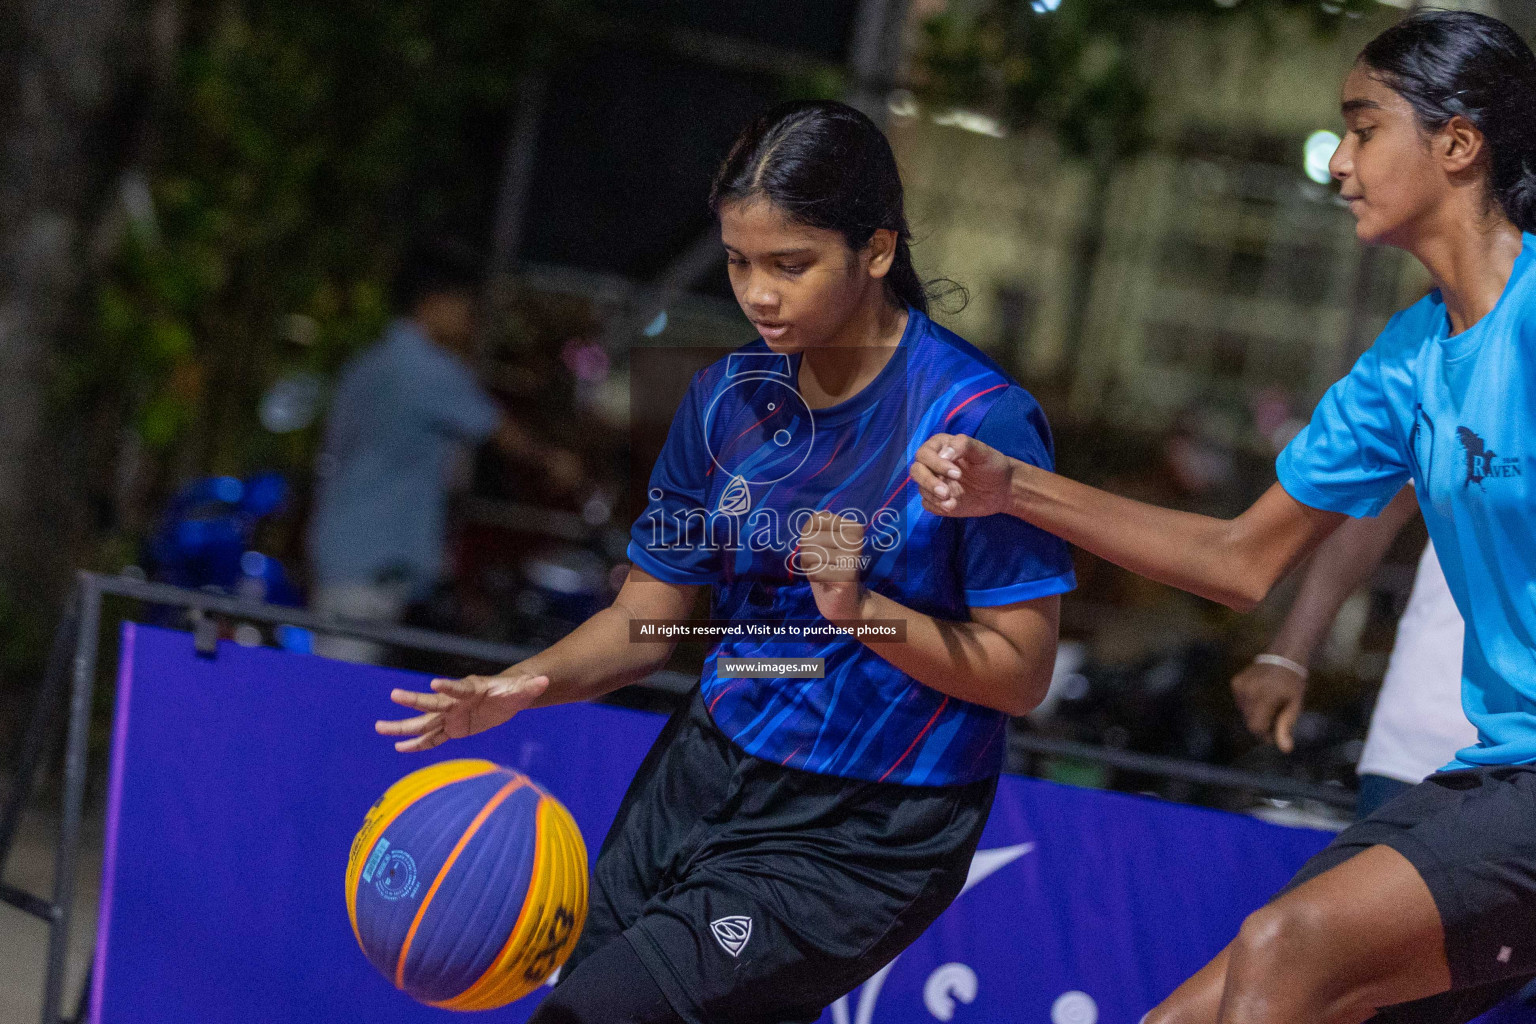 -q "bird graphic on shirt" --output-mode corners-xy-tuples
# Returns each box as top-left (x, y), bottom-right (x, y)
(1457, 427), (1496, 488)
